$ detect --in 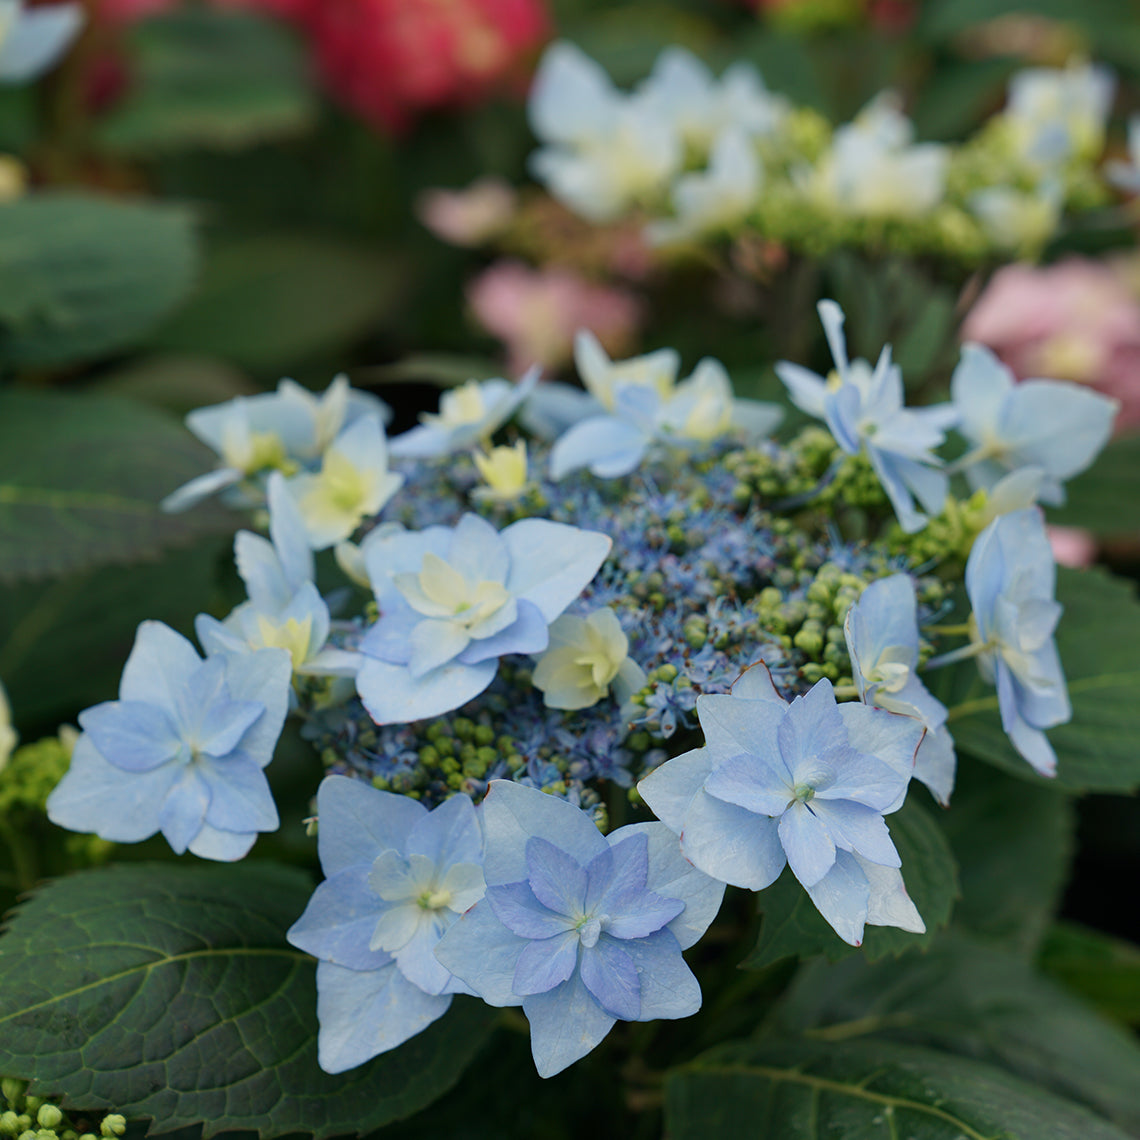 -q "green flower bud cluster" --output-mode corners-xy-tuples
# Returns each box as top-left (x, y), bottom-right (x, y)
(0, 737), (72, 817)
(0, 1078), (125, 1140)
(887, 488), (1000, 575)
